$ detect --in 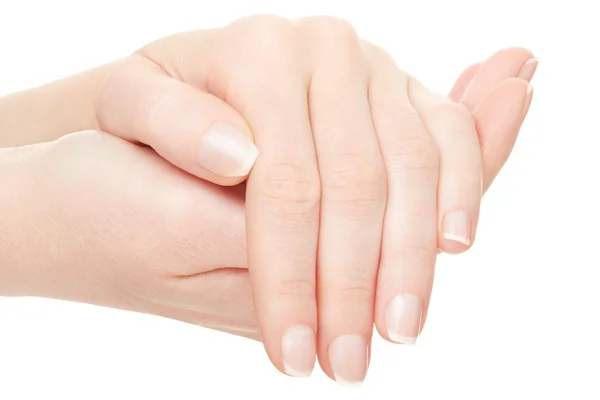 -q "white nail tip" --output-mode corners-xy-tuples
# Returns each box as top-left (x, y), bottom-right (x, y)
(387, 331), (417, 345)
(526, 84), (534, 96)
(334, 375), (363, 387)
(443, 232), (471, 245)
(283, 362), (312, 378)
(524, 57), (539, 65)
